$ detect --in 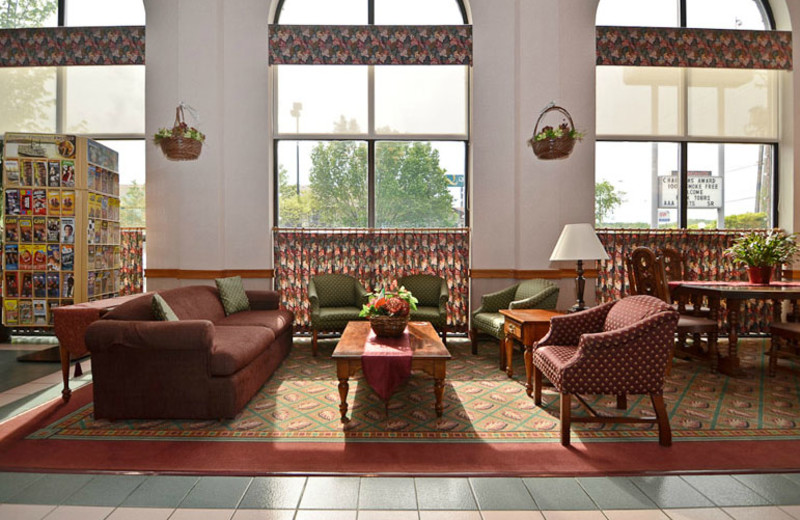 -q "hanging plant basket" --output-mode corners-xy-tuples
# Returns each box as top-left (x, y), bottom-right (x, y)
(528, 104), (581, 160)
(154, 105), (205, 161)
